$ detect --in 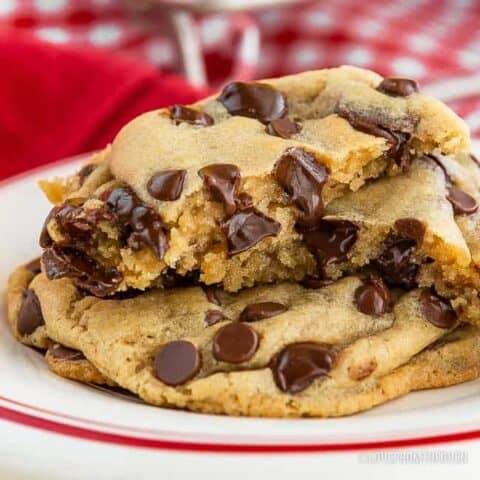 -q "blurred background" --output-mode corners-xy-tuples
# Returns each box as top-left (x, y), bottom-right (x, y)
(1, 0), (480, 179)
